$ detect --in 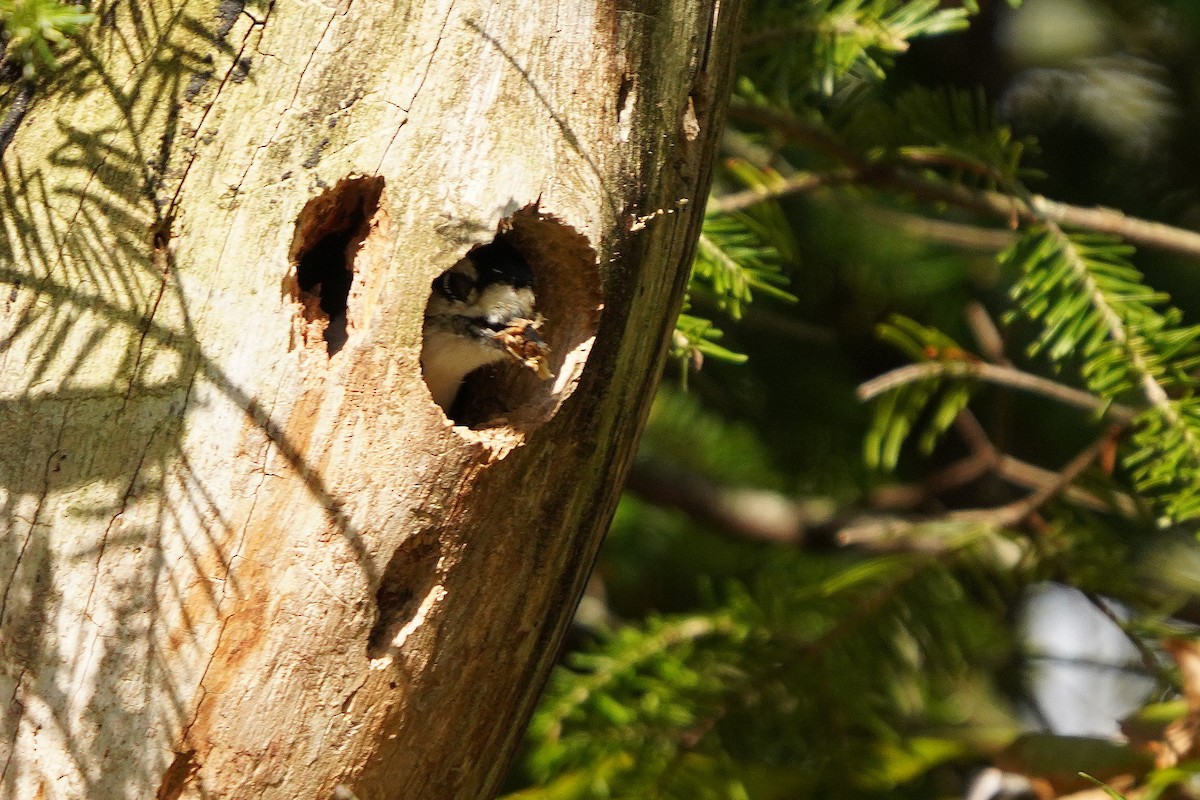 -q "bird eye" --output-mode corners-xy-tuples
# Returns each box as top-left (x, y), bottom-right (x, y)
(436, 270), (475, 302)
